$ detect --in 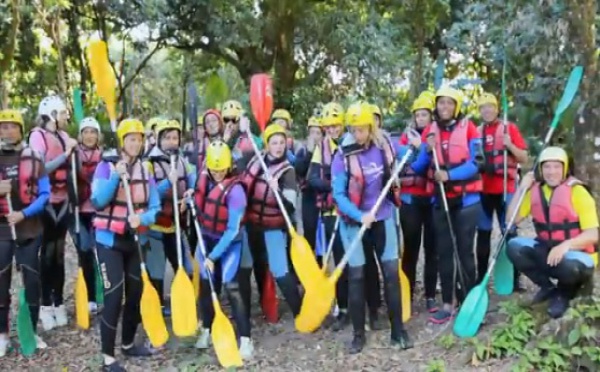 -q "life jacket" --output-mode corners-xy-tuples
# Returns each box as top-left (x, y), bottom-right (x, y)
(315, 138), (336, 210)
(425, 121), (482, 195)
(150, 153), (188, 228)
(235, 133), (254, 154)
(530, 177), (595, 255)
(195, 170), (240, 235)
(241, 155), (292, 229)
(77, 145), (102, 205)
(30, 127), (69, 193)
(339, 137), (401, 221)
(93, 159), (150, 235)
(0, 147), (41, 216)
(398, 132), (427, 189)
(478, 121), (518, 179)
